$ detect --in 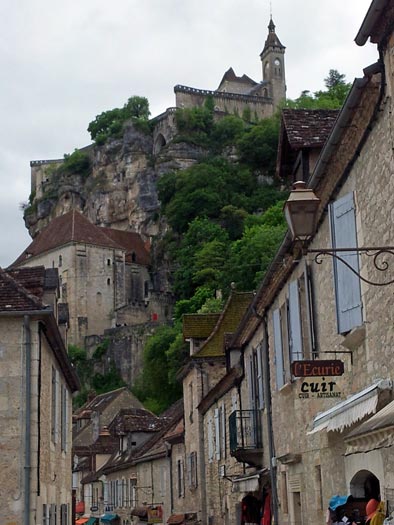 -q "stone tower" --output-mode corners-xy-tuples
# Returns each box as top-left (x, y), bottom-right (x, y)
(260, 17), (286, 109)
